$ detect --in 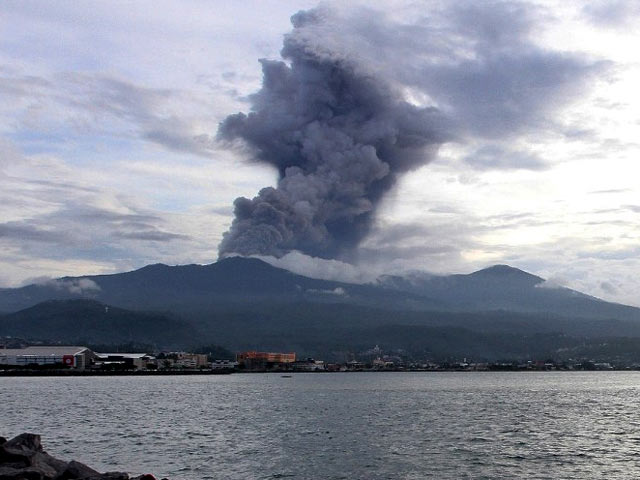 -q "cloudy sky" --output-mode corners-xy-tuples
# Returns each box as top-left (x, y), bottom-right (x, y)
(1, 0), (639, 306)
